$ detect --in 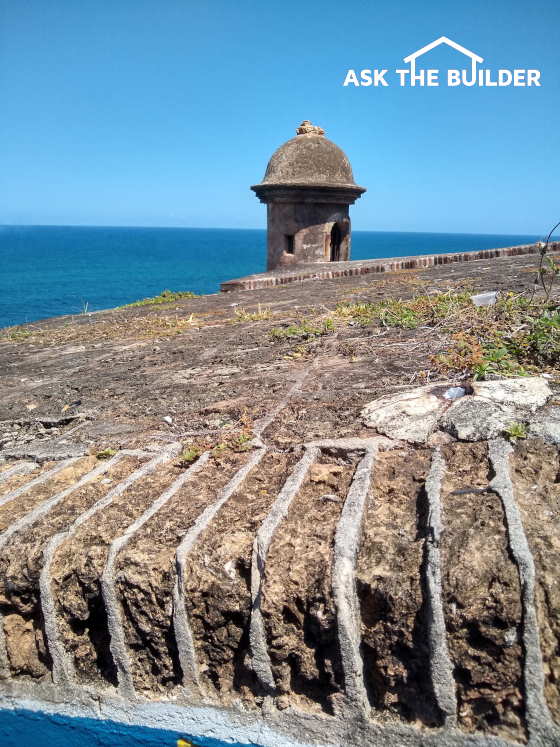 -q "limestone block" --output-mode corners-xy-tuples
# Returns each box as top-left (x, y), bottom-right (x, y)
(361, 386), (446, 443)
(472, 376), (551, 411)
